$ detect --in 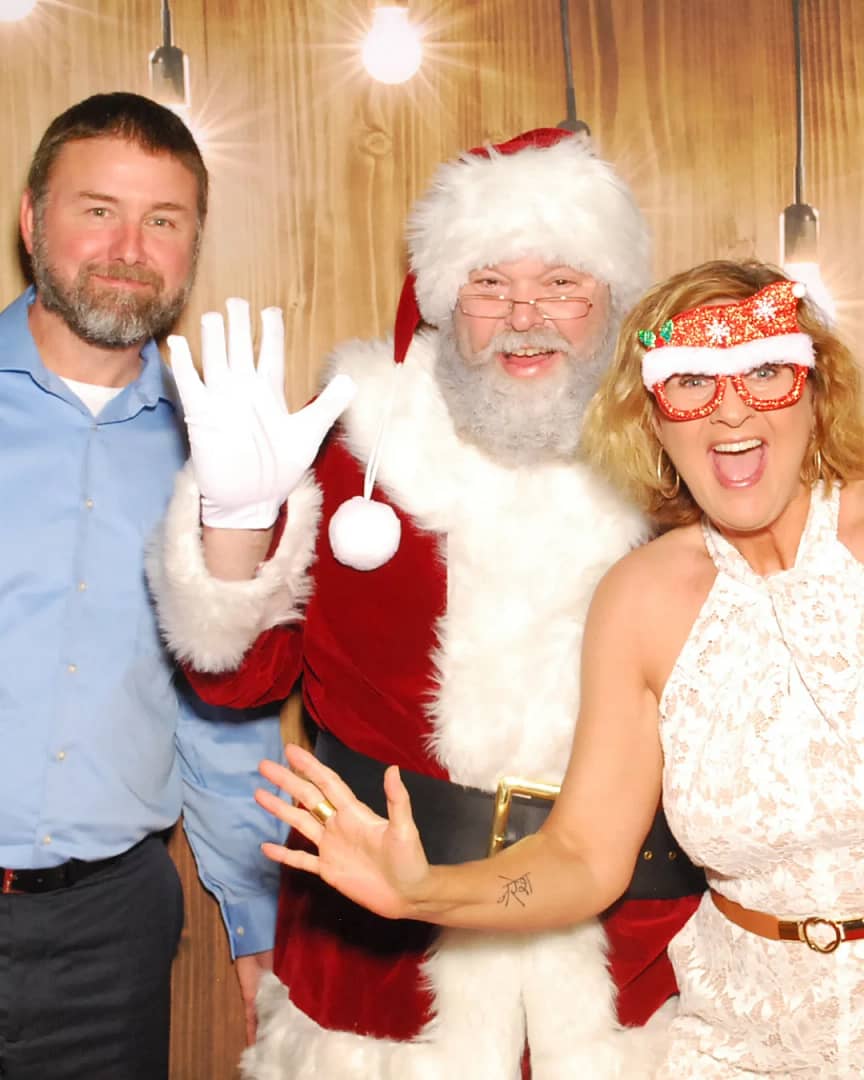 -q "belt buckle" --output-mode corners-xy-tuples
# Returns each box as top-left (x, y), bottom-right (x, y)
(488, 776), (560, 856)
(799, 916), (843, 953)
(2, 869), (21, 895)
